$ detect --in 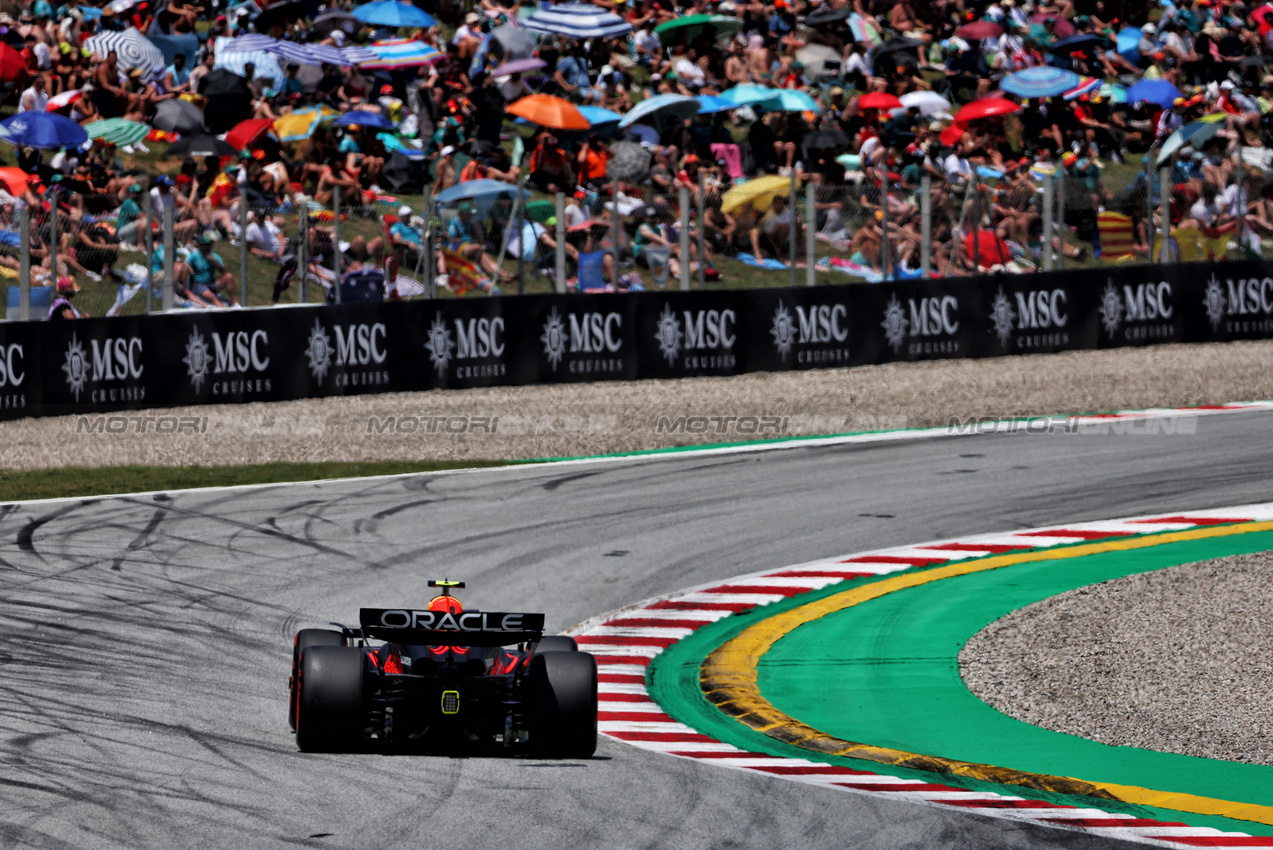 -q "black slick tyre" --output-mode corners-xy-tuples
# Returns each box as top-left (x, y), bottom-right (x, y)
(529, 651), (597, 758)
(290, 629), (344, 731)
(535, 635), (578, 654)
(295, 645), (365, 752)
